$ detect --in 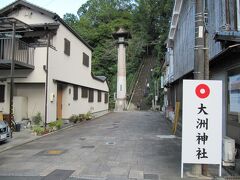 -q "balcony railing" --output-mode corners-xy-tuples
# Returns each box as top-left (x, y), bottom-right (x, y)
(0, 38), (34, 68)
